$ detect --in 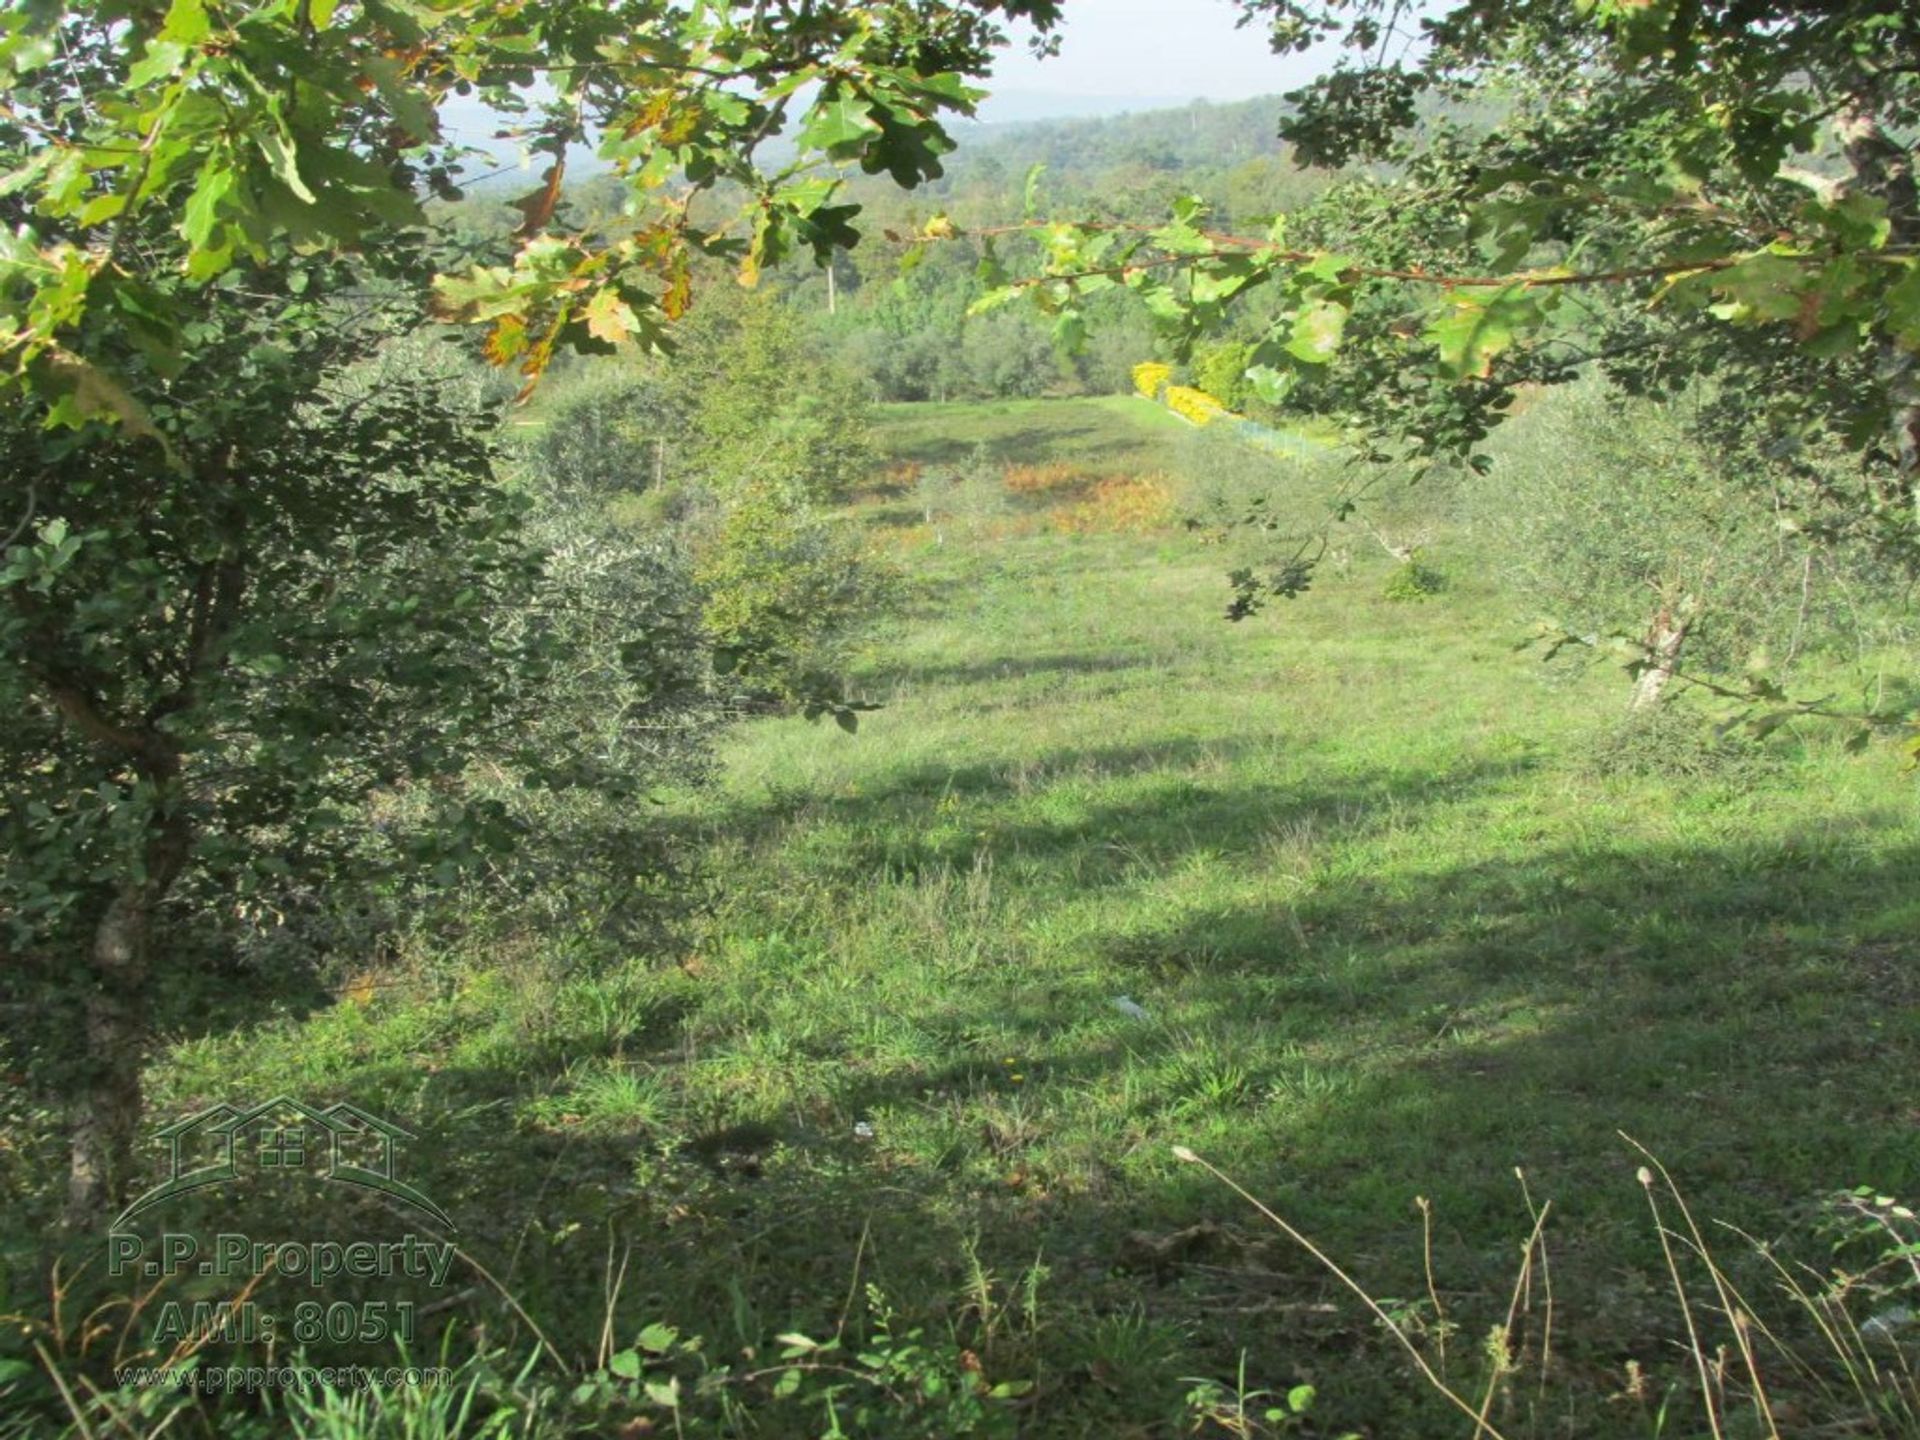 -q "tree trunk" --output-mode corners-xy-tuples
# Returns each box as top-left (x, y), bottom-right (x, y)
(1628, 595), (1696, 712)
(63, 785), (190, 1227)
(67, 887), (155, 1223)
